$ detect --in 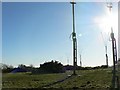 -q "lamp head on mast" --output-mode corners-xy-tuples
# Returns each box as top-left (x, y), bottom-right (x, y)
(70, 0), (76, 4)
(107, 3), (114, 35)
(107, 2), (112, 12)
